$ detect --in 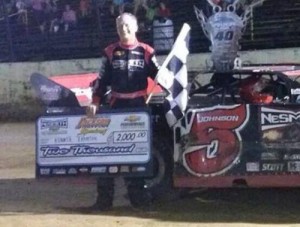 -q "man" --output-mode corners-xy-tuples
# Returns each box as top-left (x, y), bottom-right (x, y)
(86, 12), (160, 211)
